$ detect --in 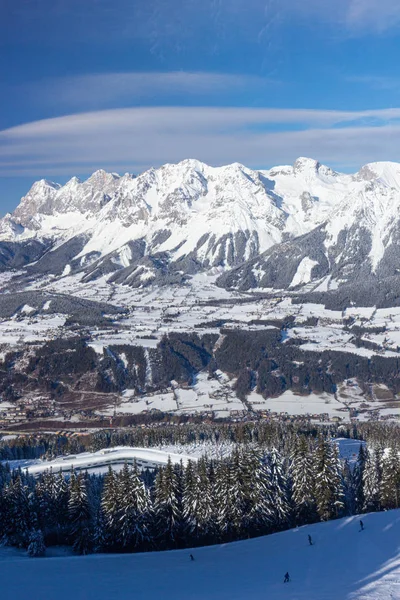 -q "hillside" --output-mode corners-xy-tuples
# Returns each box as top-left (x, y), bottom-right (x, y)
(2, 509), (400, 600)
